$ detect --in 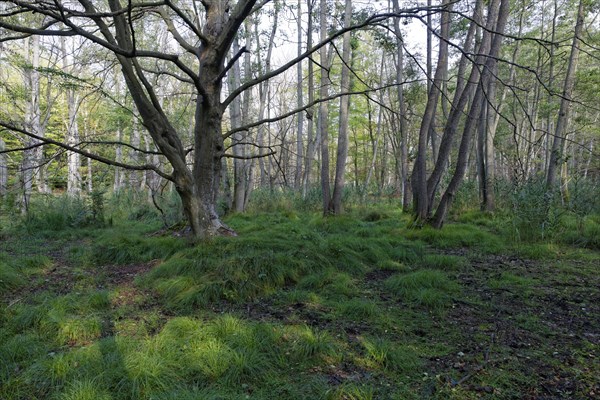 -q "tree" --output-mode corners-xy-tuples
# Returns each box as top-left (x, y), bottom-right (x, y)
(546, 0), (585, 190)
(2, 0), (434, 237)
(411, 0), (452, 221)
(330, 0), (352, 215)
